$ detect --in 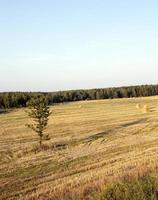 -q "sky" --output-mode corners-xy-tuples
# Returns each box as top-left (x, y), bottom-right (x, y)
(0, 0), (158, 92)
